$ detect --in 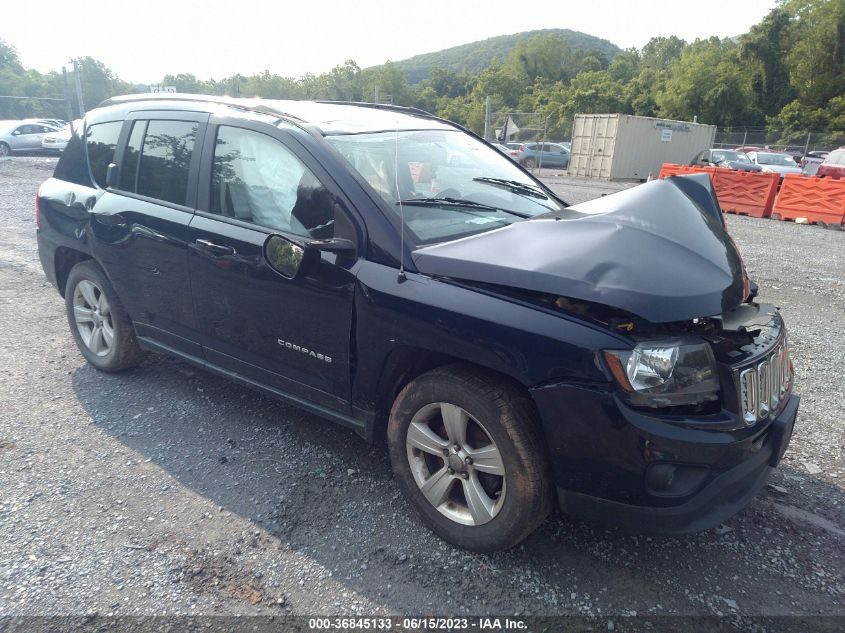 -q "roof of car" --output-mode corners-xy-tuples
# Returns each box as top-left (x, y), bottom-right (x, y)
(97, 93), (454, 135)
